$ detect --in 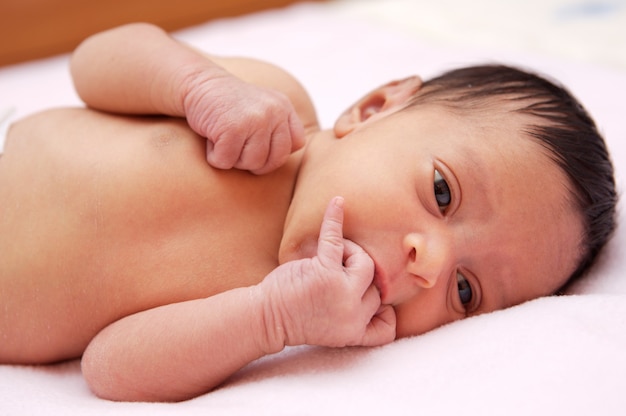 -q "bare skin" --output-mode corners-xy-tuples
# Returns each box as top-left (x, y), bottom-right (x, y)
(0, 108), (298, 362)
